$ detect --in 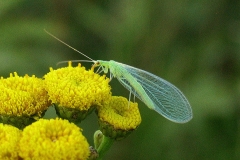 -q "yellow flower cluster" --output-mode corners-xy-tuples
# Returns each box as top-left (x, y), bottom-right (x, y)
(44, 61), (112, 110)
(19, 118), (90, 160)
(98, 96), (141, 130)
(0, 119), (90, 160)
(0, 62), (143, 159)
(0, 123), (21, 160)
(0, 72), (50, 117)
(96, 96), (141, 140)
